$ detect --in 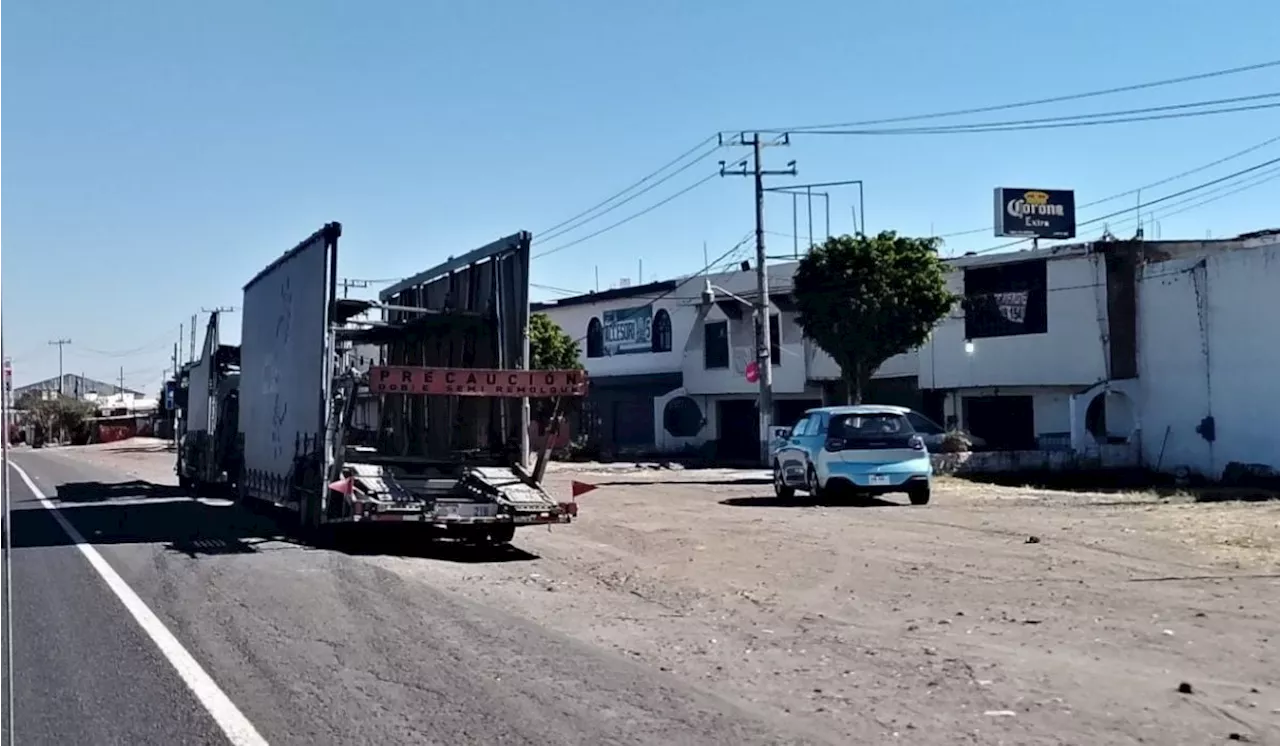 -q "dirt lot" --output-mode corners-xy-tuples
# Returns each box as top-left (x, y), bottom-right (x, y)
(44, 440), (1280, 744)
